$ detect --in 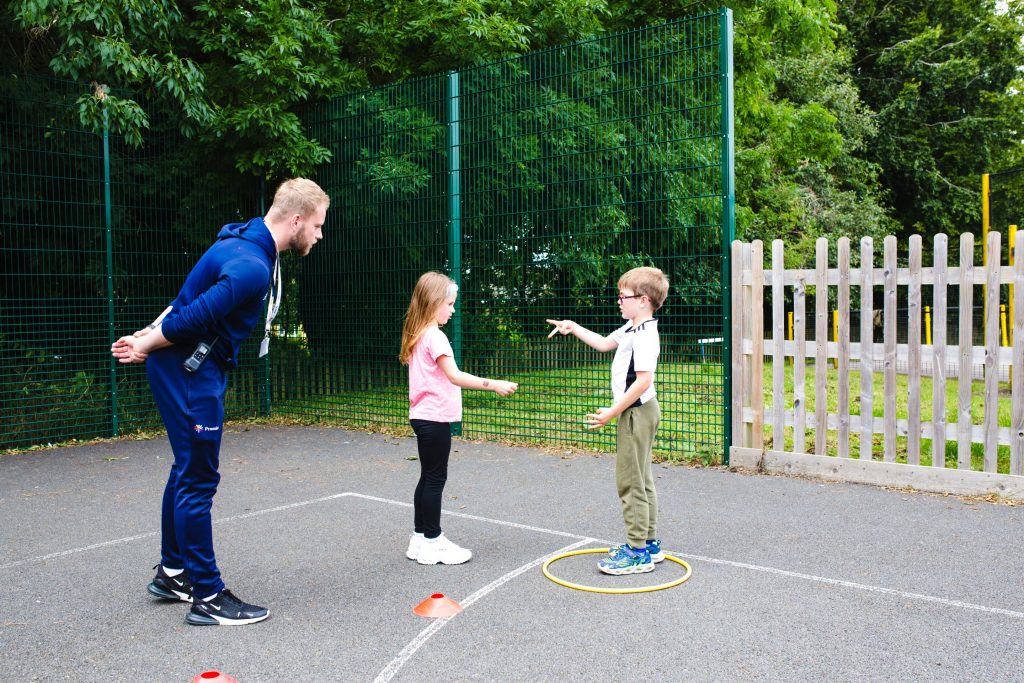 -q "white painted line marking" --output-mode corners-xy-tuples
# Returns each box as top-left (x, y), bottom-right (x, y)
(345, 492), (585, 539)
(0, 492), (351, 571)
(350, 493), (1024, 620)
(4, 490), (1022, 621)
(678, 551), (1024, 620)
(373, 538), (593, 683)
(0, 530), (160, 571)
